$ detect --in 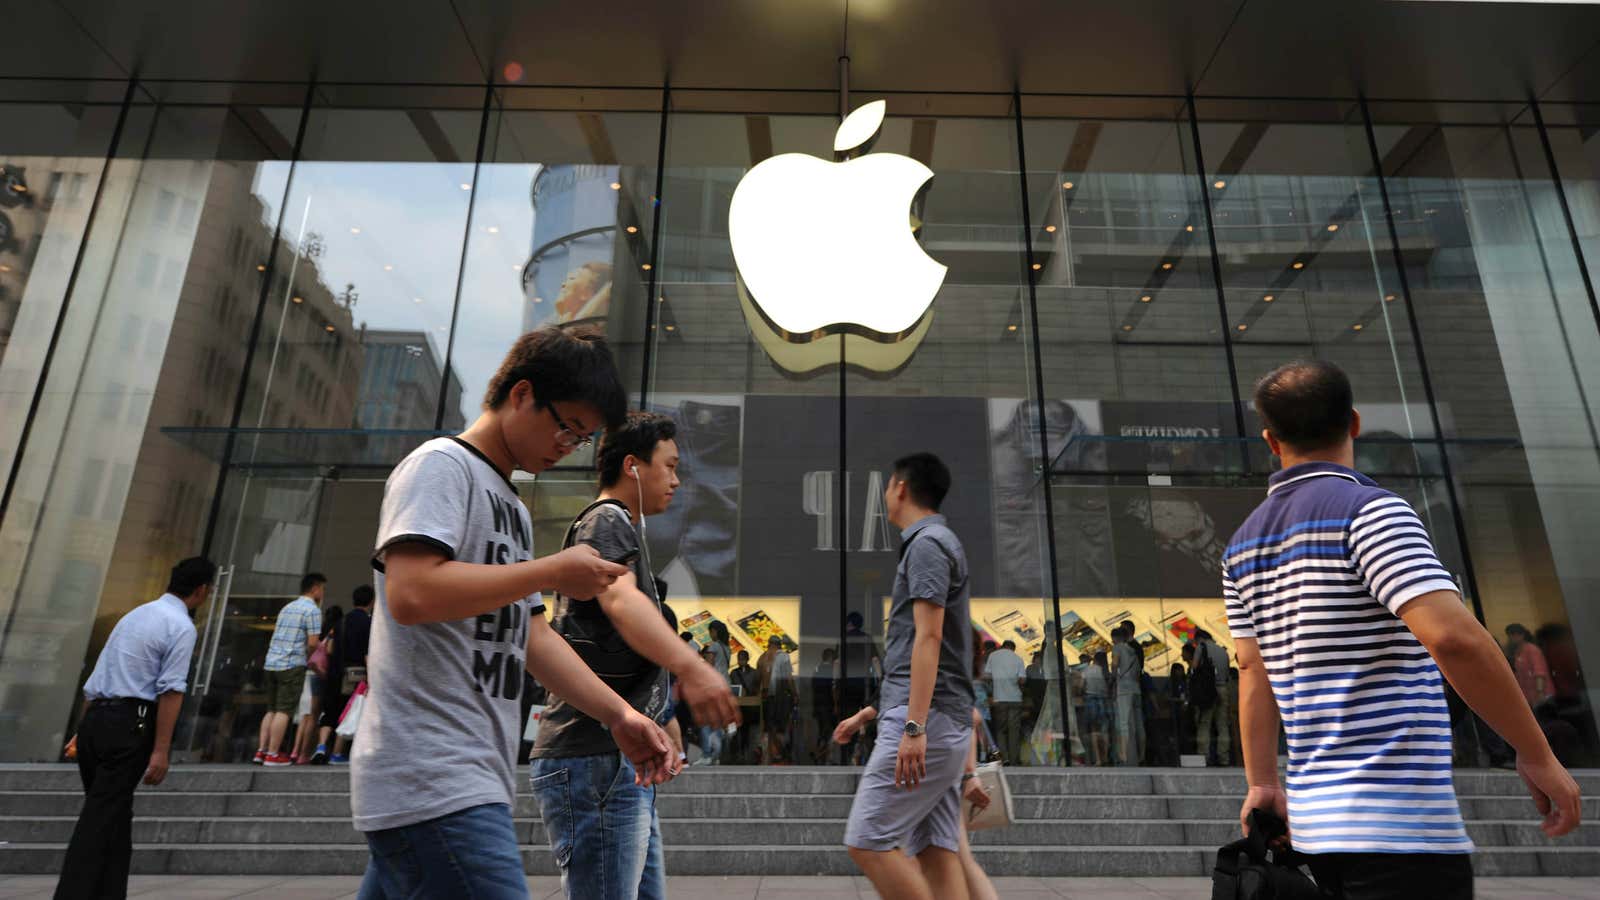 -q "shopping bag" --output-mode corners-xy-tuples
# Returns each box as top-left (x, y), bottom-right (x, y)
(336, 683), (368, 739)
(962, 761), (1015, 831)
(523, 704), (546, 743)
